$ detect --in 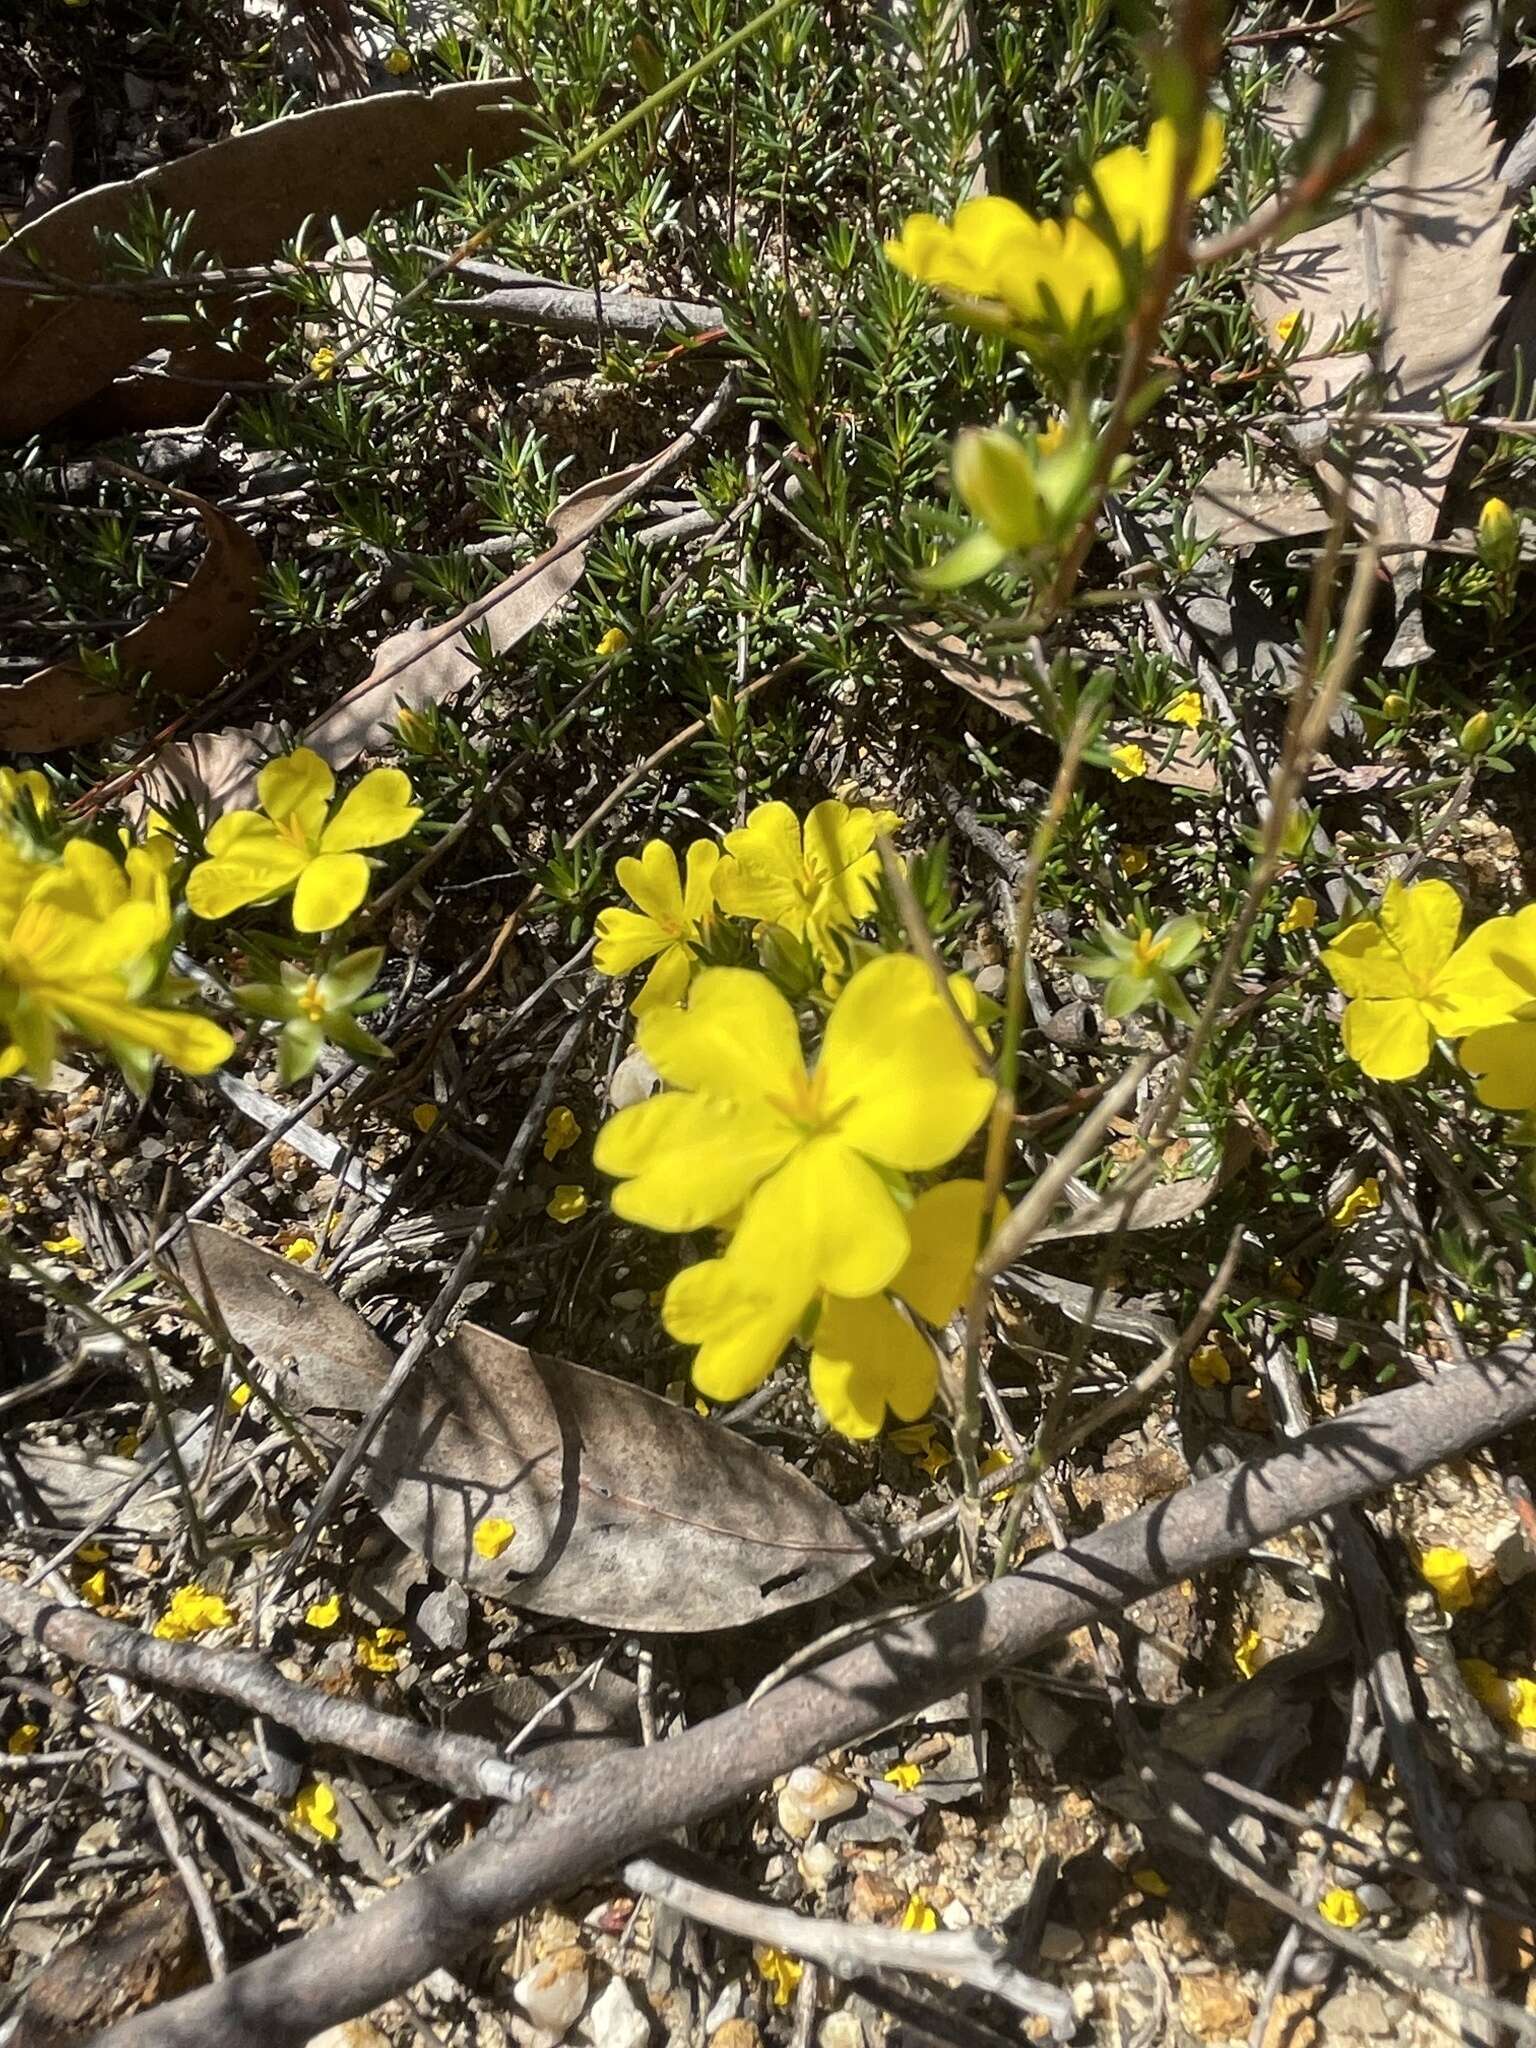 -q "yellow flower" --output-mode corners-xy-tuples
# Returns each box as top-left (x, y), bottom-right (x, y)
(292, 1778), (340, 1841)
(594, 837), (720, 1014)
(283, 1236), (318, 1263)
(1418, 1545), (1477, 1613)
(411, 1103), (439, 1133)
(153, 1585), (235, 1641)
(901, 1892), (939, 1934)
(308, 346), (338, 380)
(886, 115), (1223, 355)
(1133, 1867), (1170, 1897)
(1321, 882), (1535, 1082)
(596, 626), (630, 657)
(1234, 1628), (1268, 1680)
(1279, 896), (1317, 934)
(1330, 1177), (1381, 1229)
(1119, 846), (1149, 878)
(383, 44), (413, 73)
(1274, 310), (1301, 345)
(395, 705), (434, 752)
(547, 1185), (588, 1224)
(473, 1516), (517, 1560)
(8, 1723), (41, 1756)
(600, 952), (992, 1247)
(884, 1761), (923, 1791)
(305, 1594), (342, 1630)
(754, 1946), (803, 2006)
(1319, 1888), (1364, 1929)
(664, 1169), (998, 1435)
(1108, 743), (1147, 782)
(543, 1106), (580, 1160)
(355, 1626), (406, 1674)
(714, 800), (897, 968)
(0, 840), (232, 1087)
(1188, 1343), (1230, 1388)
(229, 1381), (253, 1410)
(41, 1233), (84, 1257)
(1164, 689), (1202, 728)
(186, 748), (420, 934)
